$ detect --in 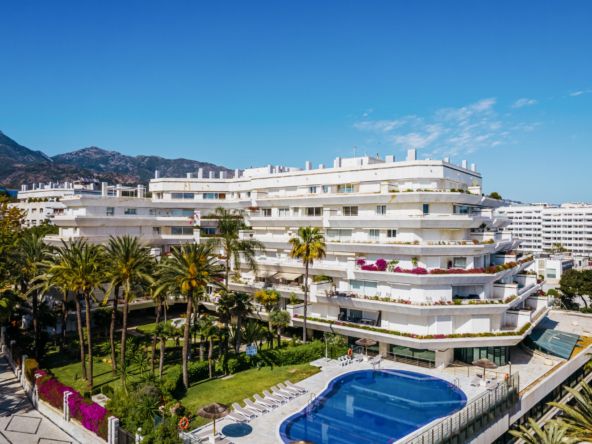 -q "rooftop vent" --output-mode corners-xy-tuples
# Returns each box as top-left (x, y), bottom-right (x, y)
(407, 149), (417, 161)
